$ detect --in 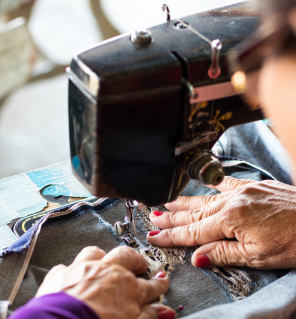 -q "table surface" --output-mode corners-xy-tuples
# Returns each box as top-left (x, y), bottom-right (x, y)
(0, 161), (94, 250)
